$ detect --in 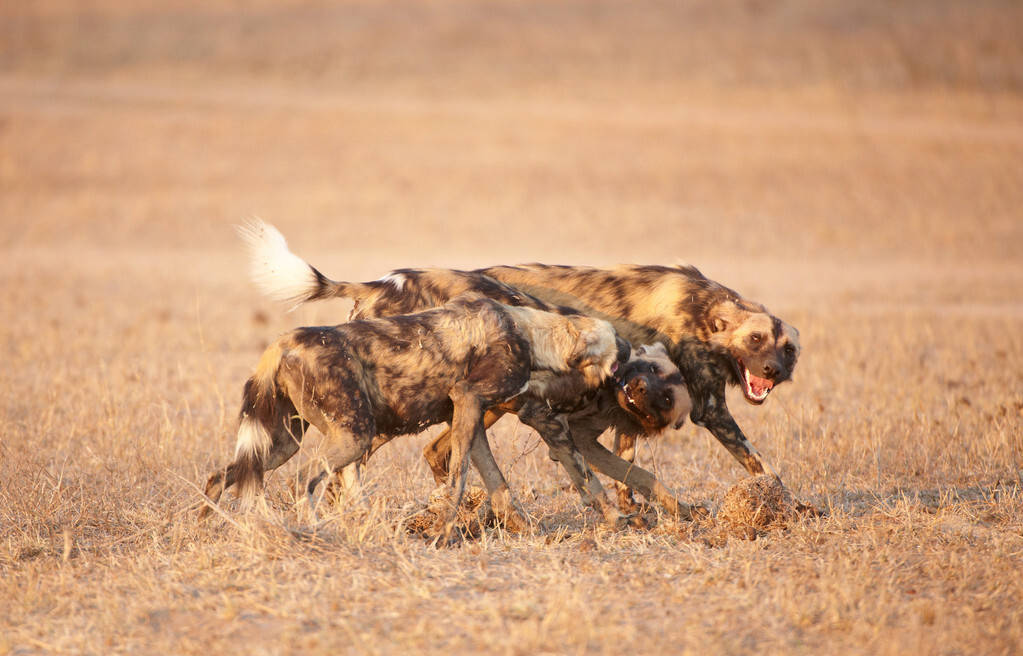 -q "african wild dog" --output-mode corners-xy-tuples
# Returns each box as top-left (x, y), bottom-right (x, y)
(346, 334), (698, 526)
(420, 342), (700, 520)
(241, 221), (801, 513)
(199, 295), (626, 537)
(476, 265), (801, 483)
(239, 221), (714, 520)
